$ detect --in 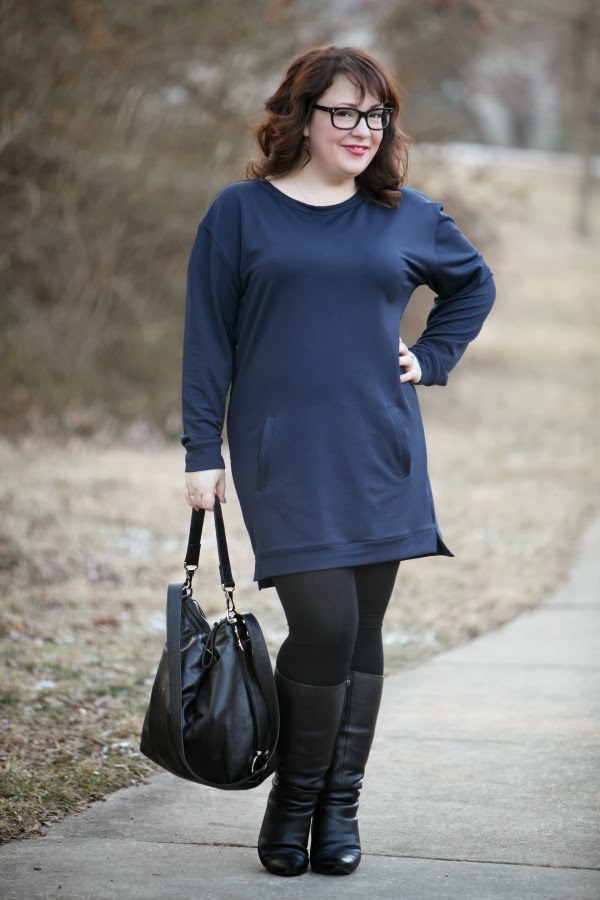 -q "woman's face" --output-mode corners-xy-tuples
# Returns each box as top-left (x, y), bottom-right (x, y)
(302, 73), (385, 183)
